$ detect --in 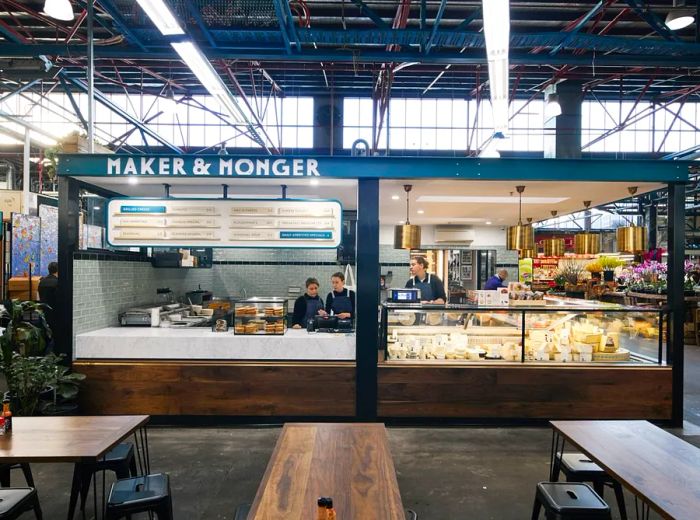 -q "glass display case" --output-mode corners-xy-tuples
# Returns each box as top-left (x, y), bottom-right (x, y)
(233, 297), (287, 335)
(381, 303), (666, 365)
